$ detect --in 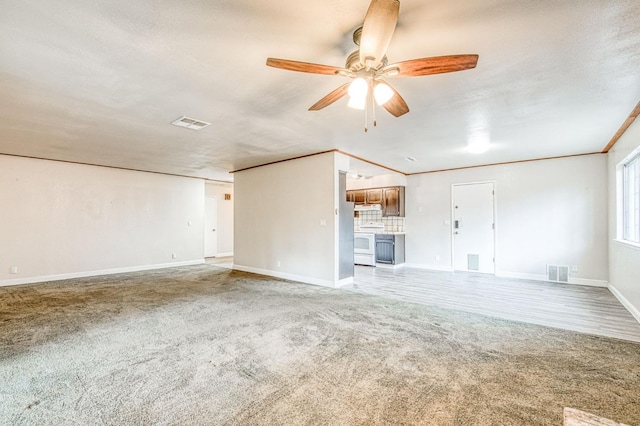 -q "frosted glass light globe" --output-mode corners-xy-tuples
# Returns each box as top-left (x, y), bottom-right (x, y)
(348, 78), (368, 99)
(348, 95), (366, 110)
(374, 82), (394, 105)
